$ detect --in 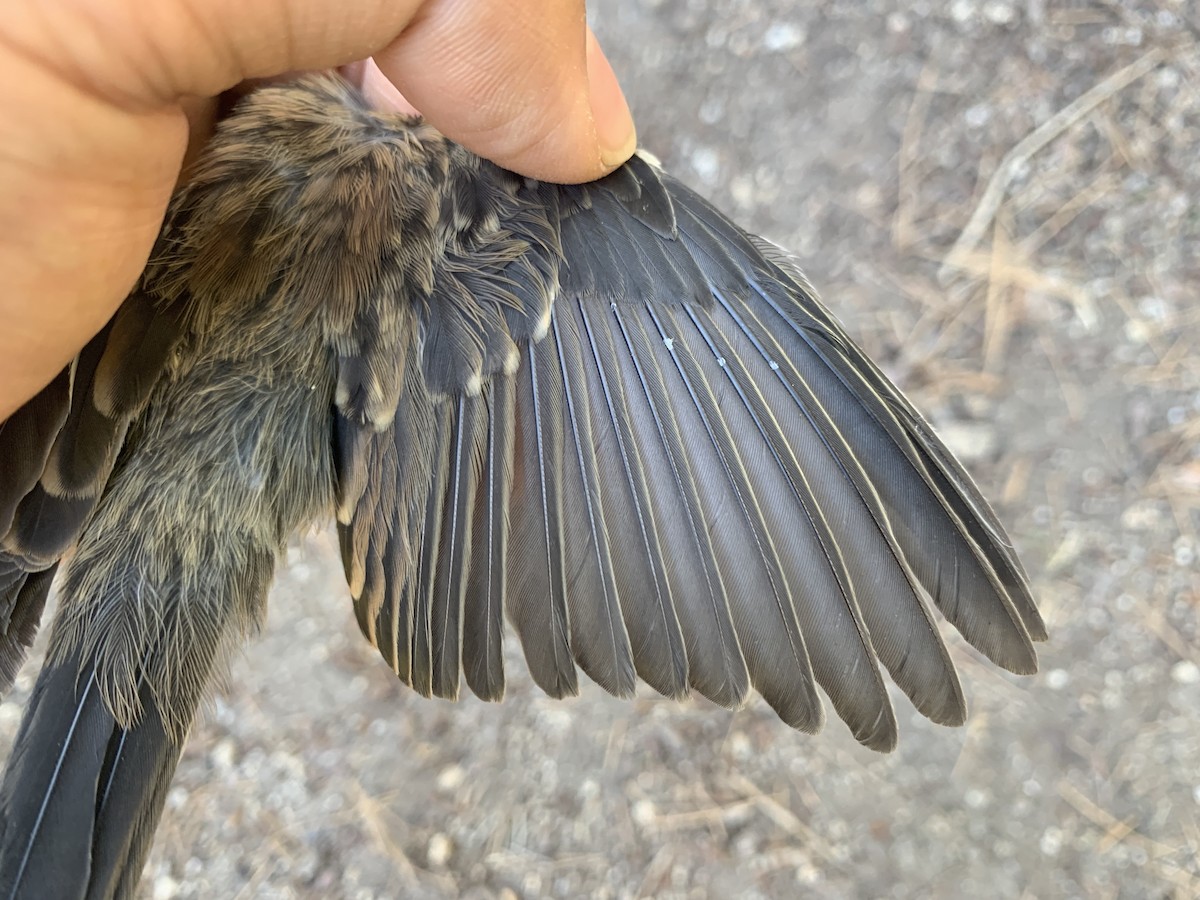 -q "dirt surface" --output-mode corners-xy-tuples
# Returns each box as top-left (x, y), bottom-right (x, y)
(3, 2), (1198, 898)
